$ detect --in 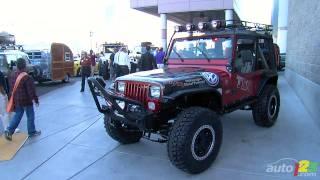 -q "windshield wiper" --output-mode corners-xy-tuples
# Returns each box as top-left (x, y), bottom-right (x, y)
(195, 47), (210, 61)
(172, 48), (184, 62)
